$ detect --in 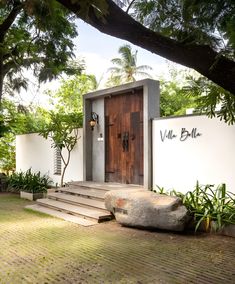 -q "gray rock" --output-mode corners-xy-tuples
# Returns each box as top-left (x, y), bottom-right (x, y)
(105, 189), (189, 231)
